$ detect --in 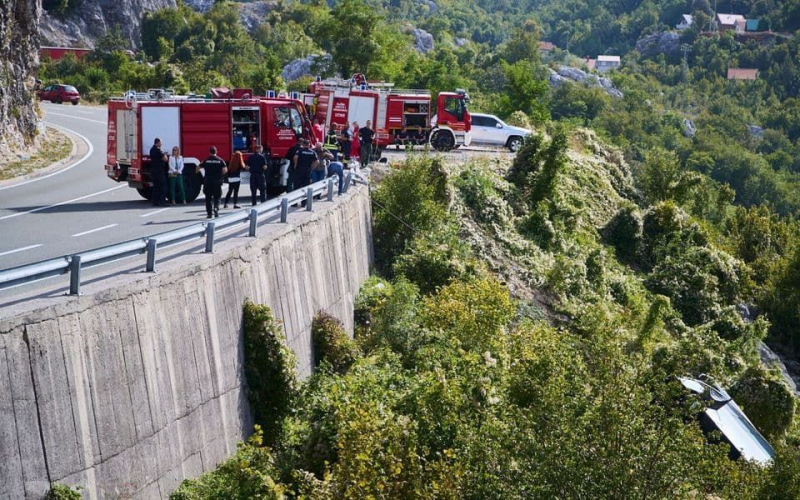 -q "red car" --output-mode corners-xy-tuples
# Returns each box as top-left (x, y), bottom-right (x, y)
(38, 84), (80, 105)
